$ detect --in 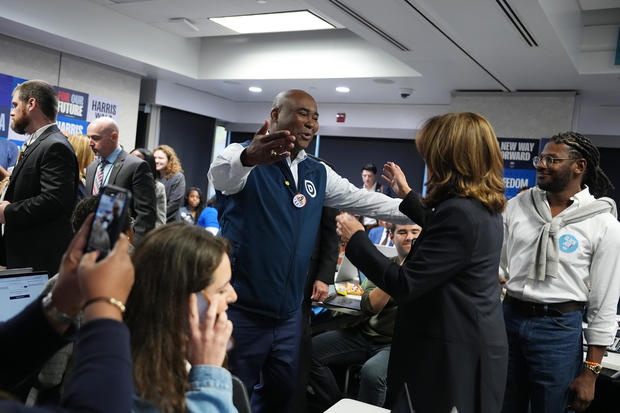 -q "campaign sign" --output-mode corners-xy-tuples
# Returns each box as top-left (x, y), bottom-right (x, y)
(55, 87), (88, 121)
(0, 74), (14, 139)
(0, 73), (13, 102)
(0, 105), (10, 139)
(86, 94), (119, 122)
(503, 168), (536, 199)
(5, 76), (29, 143)
(11, 76), (28, 91)
(498, 137), (539, 170)
(57, 116), (89, 136)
